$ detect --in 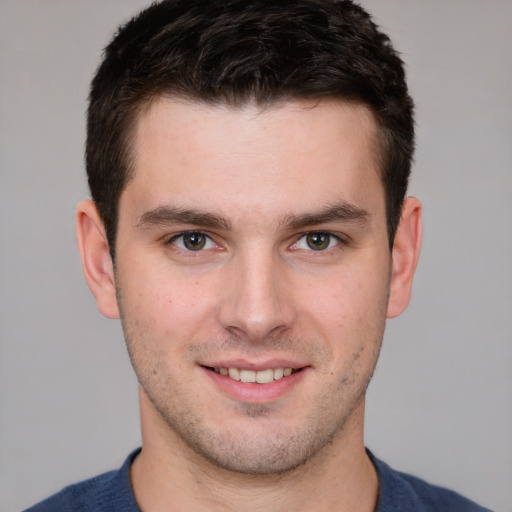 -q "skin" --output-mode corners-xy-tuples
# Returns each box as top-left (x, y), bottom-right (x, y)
(77, 97), (422, 511)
